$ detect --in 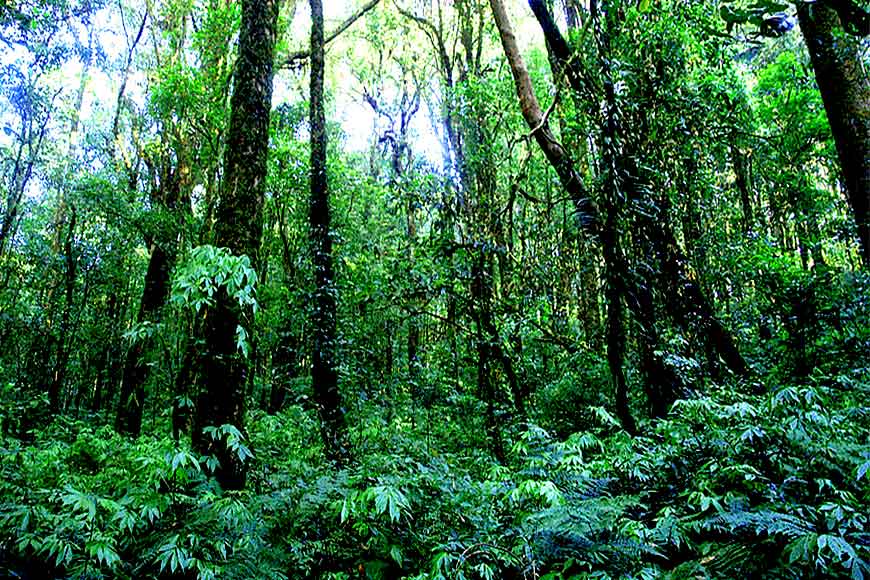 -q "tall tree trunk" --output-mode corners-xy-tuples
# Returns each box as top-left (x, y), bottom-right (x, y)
(192, 0), (280, 490)
(407, 195), (421, 382)
(601, 211), (637, 433)
(471, 253), (506, 460)
(115, 239), (173, 434)
(798, 2), (870, 266)
(731, 143), (754, 233)
(492, 0), (599, 229)
(536, 0), (748, 383)
(490, 0), (638, 430)
(310, 0), (349, 465)
(91, 294), (121, 412)
(48, 207), (77, 413)
(639, 188), (750, 379)
(116, 164), (186, 435)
